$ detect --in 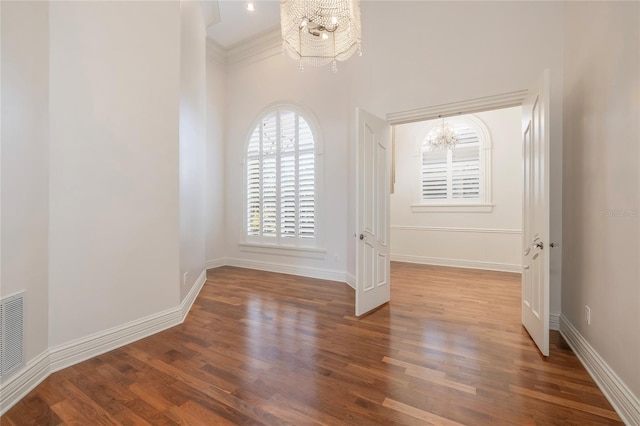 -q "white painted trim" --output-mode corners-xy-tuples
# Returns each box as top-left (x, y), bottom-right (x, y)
(241, 101), (326, 252)
(206, 257), (227, 269)
(549, 313), (560, 331)
(386, 90), (528, 125)
(180, 269), (207, 321)
(391, 225), (522, 235)
(0, 350), (50, 415)
(410, 204), (494, 213)
(391, 254), (522, 273)
(226, 257), (346, 283)
(560, 315), (640, 425)
(413, 114), (493, 208)
(345, 273), (356, 290)
(0, 271), (208, 415)
(238, 242), (326, 260)
(206, 28), (284, 68)
(49, 307), (182, 373)
(209, 258), (355, 289)
(225, 27), (281, 66)
(206, 39), (226, 64)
